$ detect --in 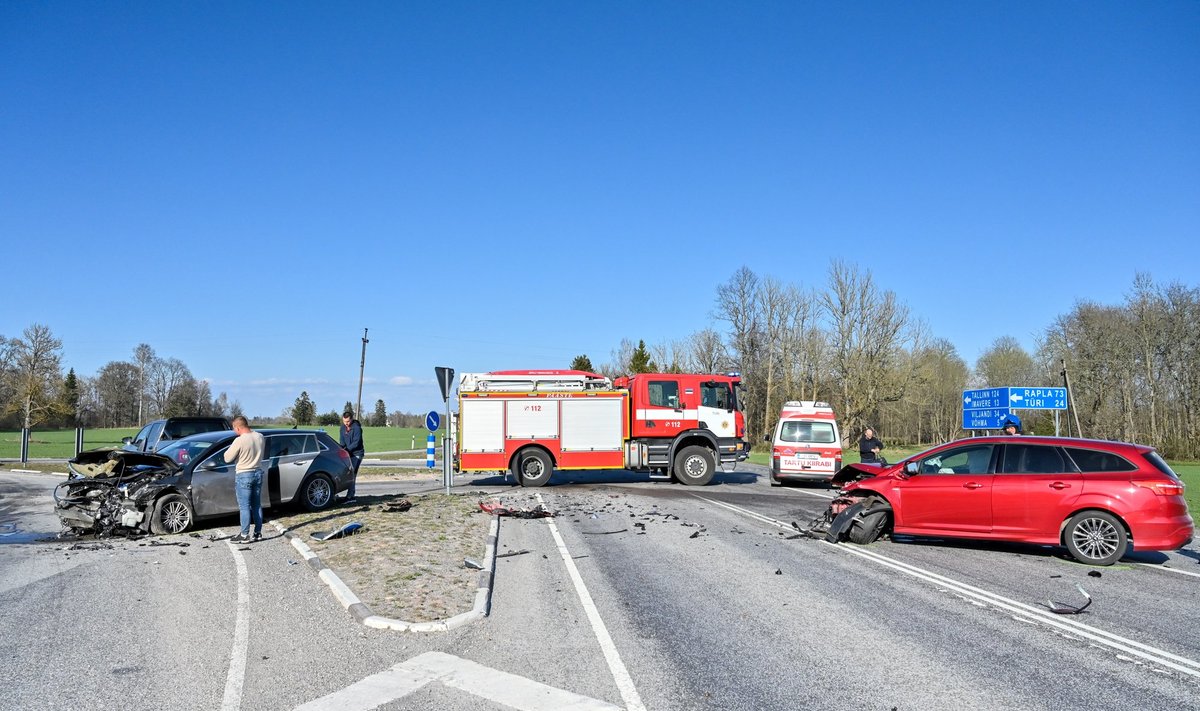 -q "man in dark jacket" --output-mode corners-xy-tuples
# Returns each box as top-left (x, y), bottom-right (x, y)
(340, 411), (364, 503)
(859, 427), (884, 464)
